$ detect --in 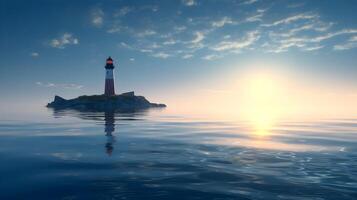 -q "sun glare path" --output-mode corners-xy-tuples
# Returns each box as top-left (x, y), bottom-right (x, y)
(242, 73), (284, 137)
